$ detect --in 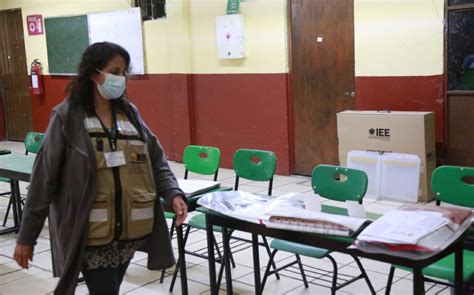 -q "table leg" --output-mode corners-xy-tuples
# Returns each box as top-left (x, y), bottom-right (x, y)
(176, 225), (188, 295)
(206, 215), (218, 295)
(454, 242), (463, 295)
(252, 233), (261, 295)
(10, 180), (19, 227)
(222, 227), (233, 295)
(14, 181), (22, 226)
(0, 181), (21, 235)
(413, 267), (425, 295)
